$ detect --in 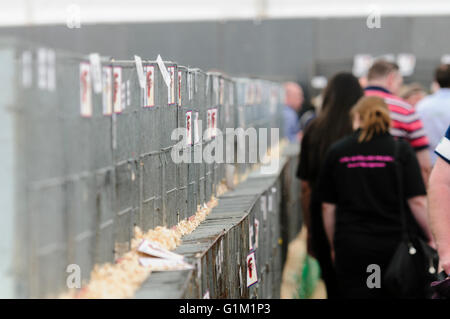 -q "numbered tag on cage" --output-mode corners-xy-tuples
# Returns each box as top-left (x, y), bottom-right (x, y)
(37, 48), (47, 90)
(211, 108), (218, 138)
(246, 251), (258, 288)
(219, 78), (225, 105)
(261, 195), (267, 221)
(178, 70), (182, 106)
(186, 111), (193, 146)
(194, 112), (200, 144)
(268, 194), (273, 213)
(143, 65), (155, 107)
(113, 67), (123, 113)
(206, 109), (212, 141)
(397, 54), (416, 77)
(102, 66), (113, 115)
(79, 62), (92, 117)
(168, 66), (176, 105)
(352, 54), (373, 77)
(249, 224), (254, 251)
